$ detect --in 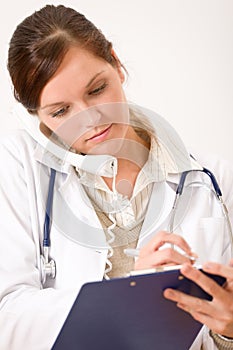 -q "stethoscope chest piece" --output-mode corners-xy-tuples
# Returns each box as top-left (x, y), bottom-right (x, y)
(40, 254), (56, 285)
